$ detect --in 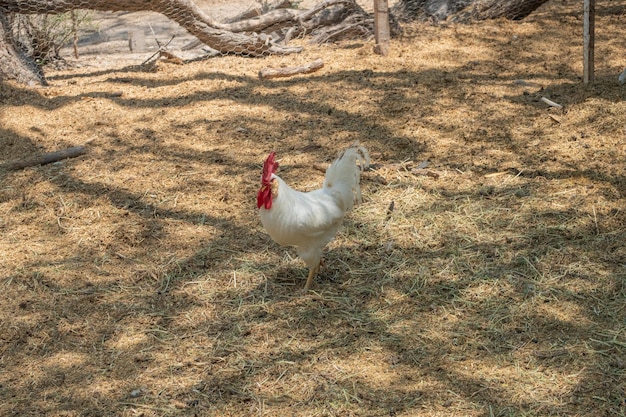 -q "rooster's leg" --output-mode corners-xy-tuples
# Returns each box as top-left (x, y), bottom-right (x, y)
(304, 263), (320, 290)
